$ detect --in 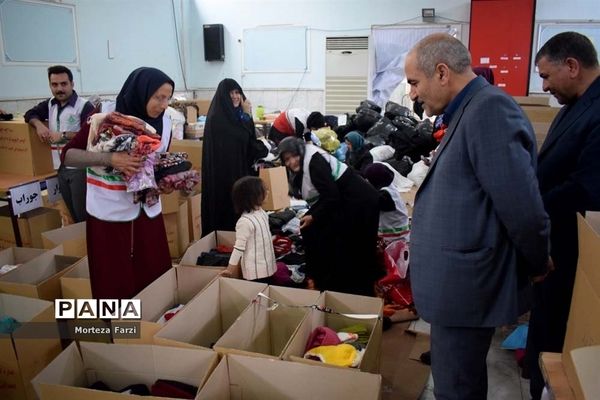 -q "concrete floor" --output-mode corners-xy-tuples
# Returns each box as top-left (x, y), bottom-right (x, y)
(417, 327), (530, 400)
